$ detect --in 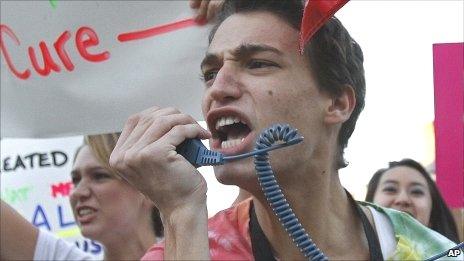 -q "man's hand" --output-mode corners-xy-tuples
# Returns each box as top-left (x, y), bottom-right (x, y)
(189, 0), (224, 23)
(109, 106), (211, 216)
